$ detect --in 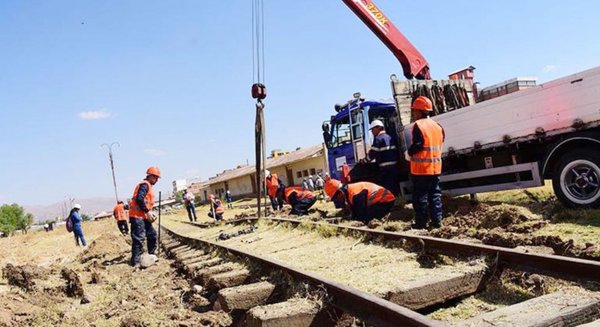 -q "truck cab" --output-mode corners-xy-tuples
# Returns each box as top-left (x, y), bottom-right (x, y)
(322, 96), (400, 180)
